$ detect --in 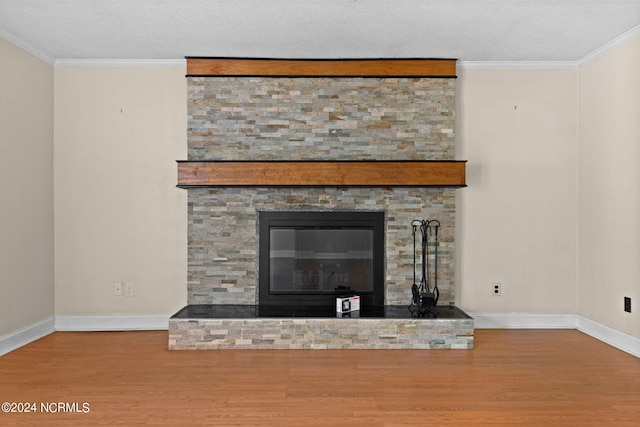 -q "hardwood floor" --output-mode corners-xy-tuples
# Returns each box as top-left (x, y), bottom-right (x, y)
(0, 329), (638, 426)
